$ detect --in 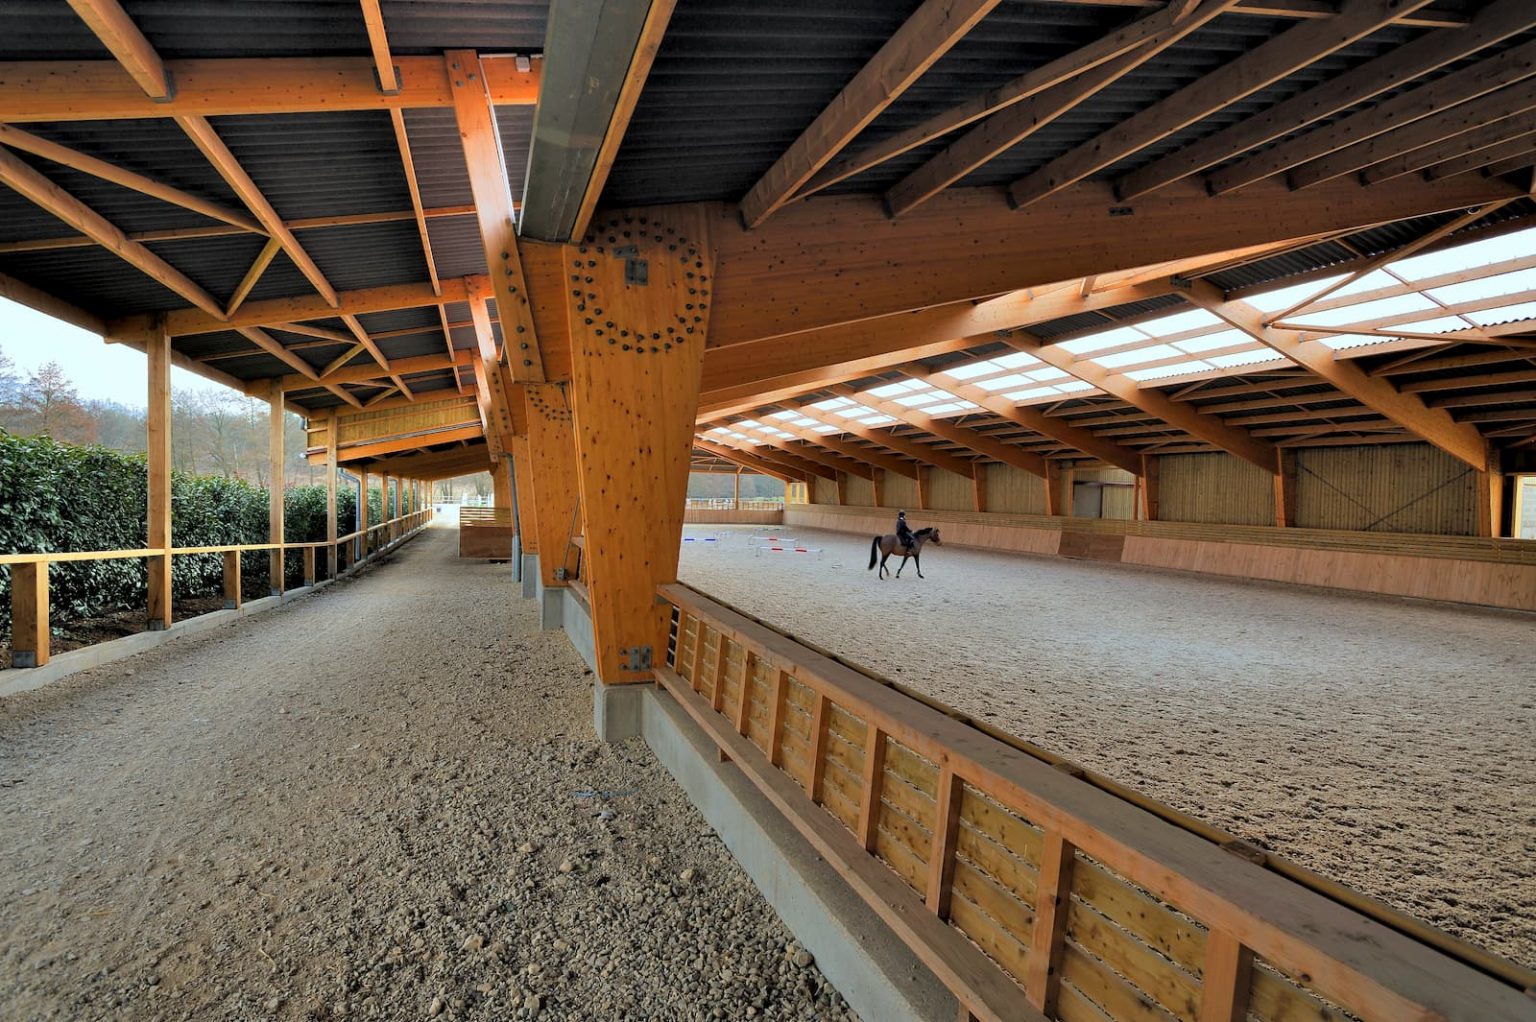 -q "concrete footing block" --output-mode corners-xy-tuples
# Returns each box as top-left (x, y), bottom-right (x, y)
(639, 688), (956, 1022)
(593, 679), (645, 742)
(520, 554), (539, 600)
